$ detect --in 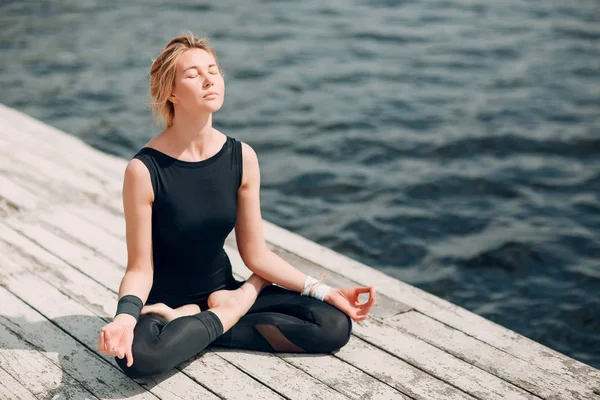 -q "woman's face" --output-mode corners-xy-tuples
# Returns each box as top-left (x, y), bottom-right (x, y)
(171, 48), (225, 114)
